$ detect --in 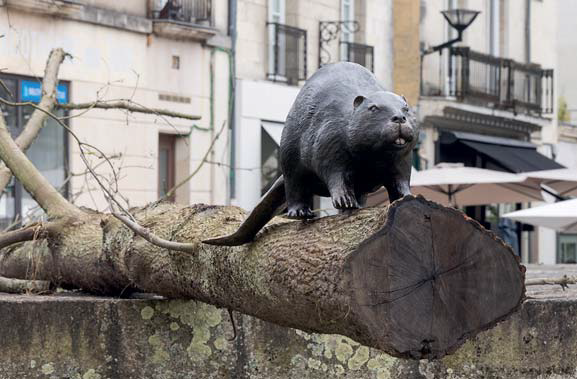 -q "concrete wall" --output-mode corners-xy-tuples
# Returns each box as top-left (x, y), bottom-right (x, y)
(84, 0), (147, 17)
(0, 1), (232, 210)
(1, 292), (577, 378)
